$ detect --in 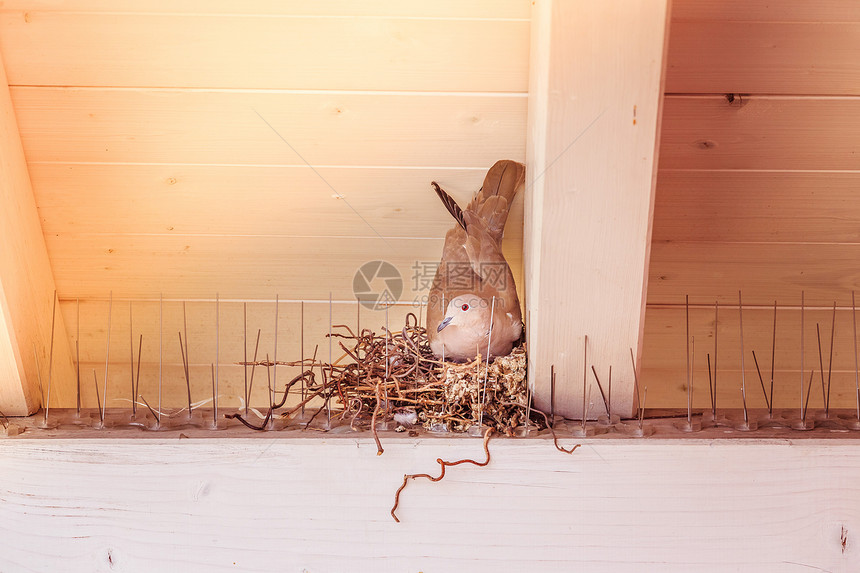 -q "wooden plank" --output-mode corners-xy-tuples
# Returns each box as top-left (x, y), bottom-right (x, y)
(653, 171), (860, 243)
(0, 13), (528, 92)
(29, 164), (523, 240)
(0, 438), (857, 571)
(659, 96), (860, 170)
(648, 243), (860, 306)
(0, 0), (531, 19)
(666, 21), (860, 95)
(10, 88), (526, 166)
(526, 0), (669, 419)
(45, 233), (523, 302)
(642, 306), (860, 409)
(672, 0), (860, 22)
(0, 50), (75, 415)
